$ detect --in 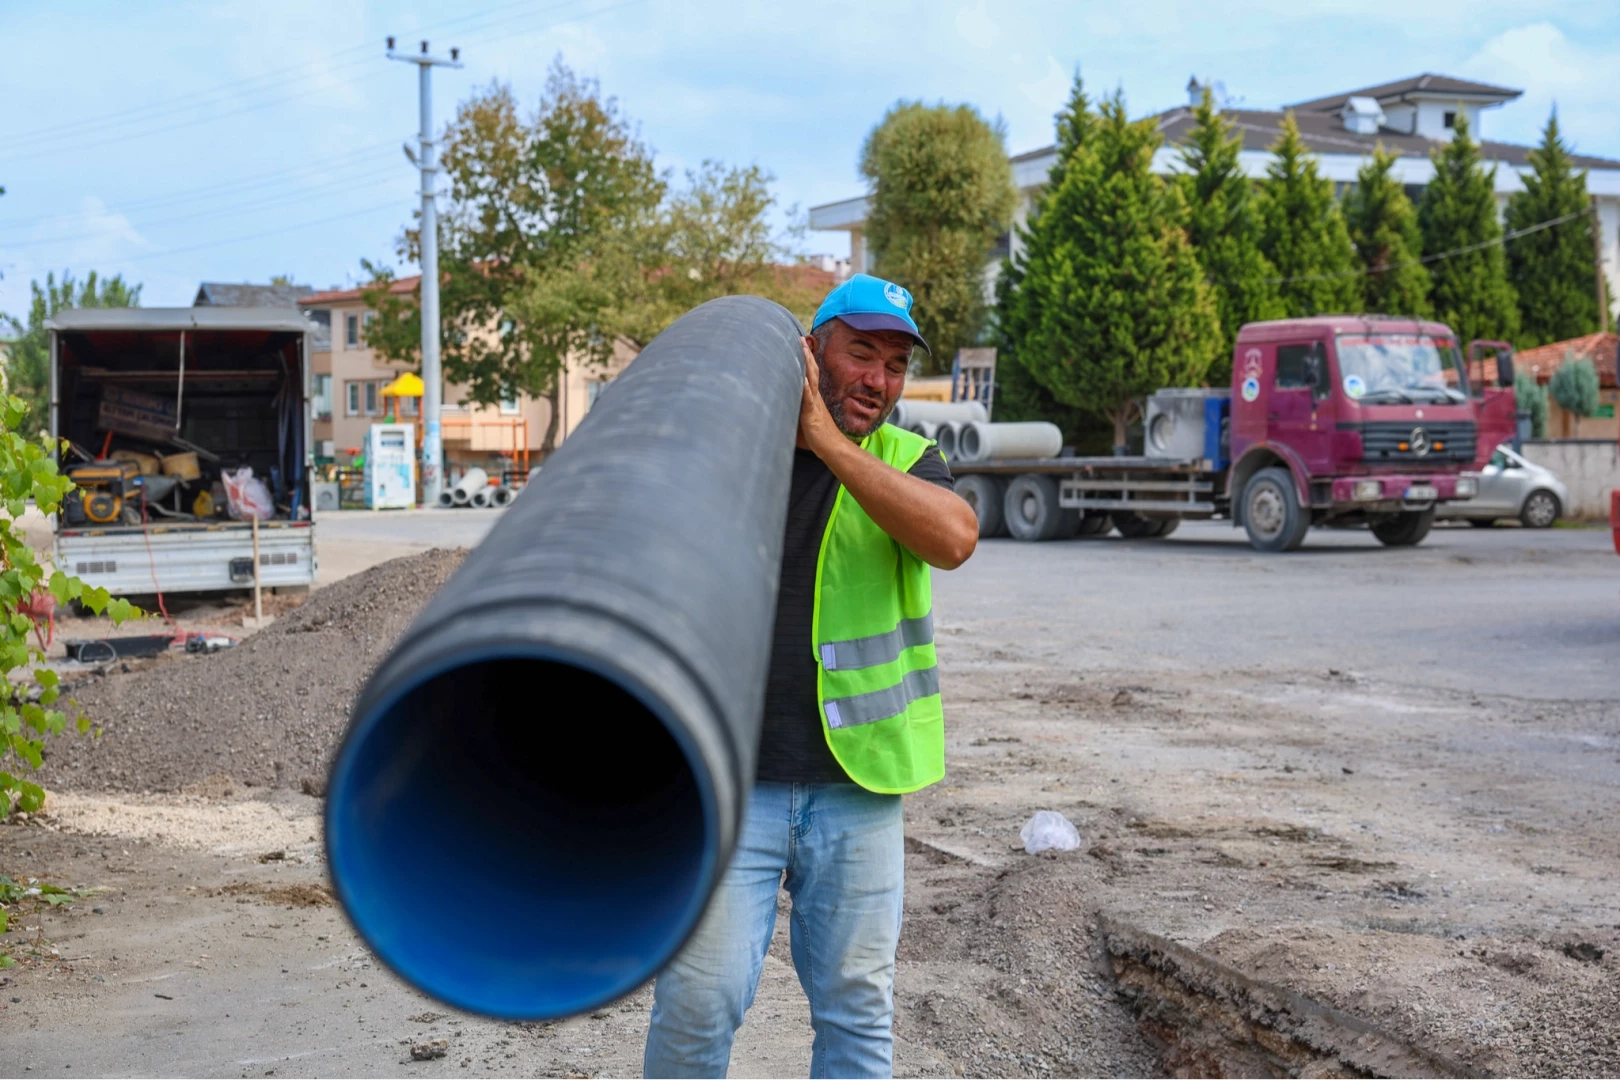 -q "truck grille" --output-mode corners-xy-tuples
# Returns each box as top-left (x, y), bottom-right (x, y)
(1351, 420), (1475, 463)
